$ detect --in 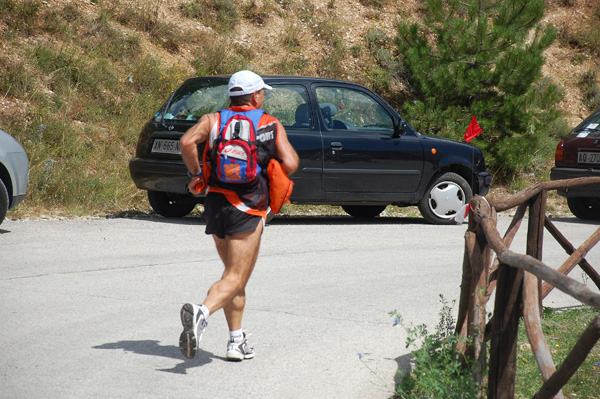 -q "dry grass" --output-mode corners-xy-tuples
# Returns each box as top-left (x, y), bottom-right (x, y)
(0, 0), (596, 220)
